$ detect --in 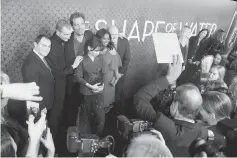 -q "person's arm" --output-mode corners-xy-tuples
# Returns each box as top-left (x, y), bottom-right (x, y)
(120, 39), (131, 74)
(0, 83), (42, 101)
(40, 128), (55, 157)
(46, 52), (74, 76)
(133, 77), (170, 122)
(134, 55), (182, 122)
(26, 112), (47, 157)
